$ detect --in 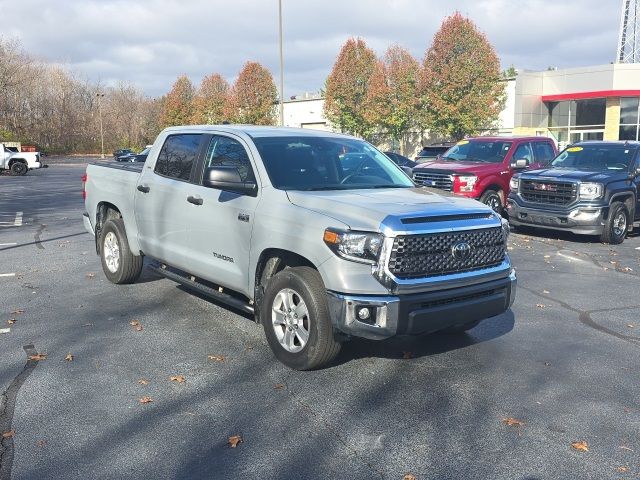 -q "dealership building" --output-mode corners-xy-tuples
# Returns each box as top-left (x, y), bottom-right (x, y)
(283, 62), (640, 153)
